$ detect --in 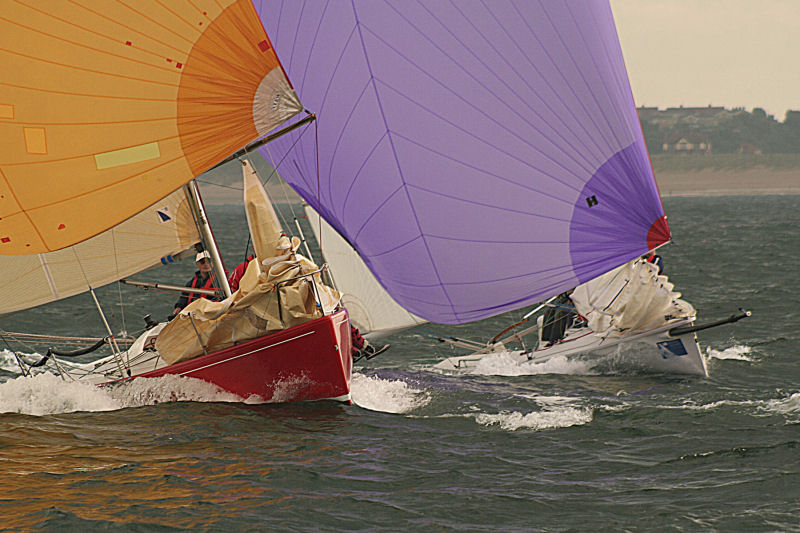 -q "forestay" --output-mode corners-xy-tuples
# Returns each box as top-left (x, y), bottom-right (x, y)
(256, 1), (670, 324)
(304, 205), (425, 337)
